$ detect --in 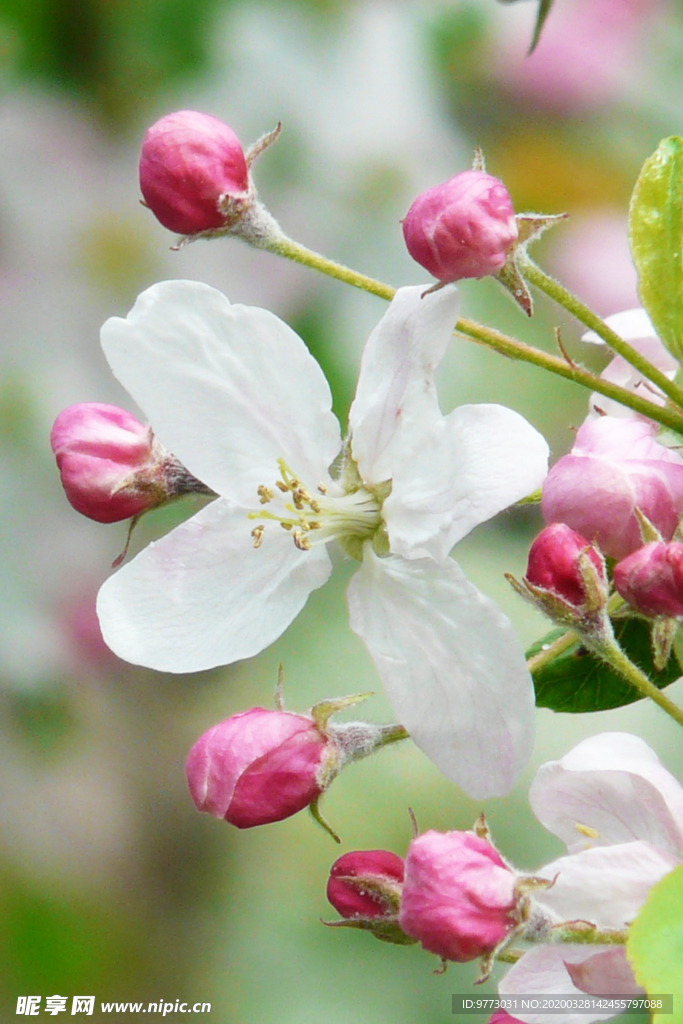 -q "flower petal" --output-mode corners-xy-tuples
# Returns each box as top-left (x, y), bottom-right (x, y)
(348, 283), (460, 487)
(529, 732), (683, 858)
(101, 280), (342, 503)
(383, 403), (548, 561)
(499, 945), (638, 1024)
(582, 307), (656, 346)
(534, 841), (677, 928)
(346, 547), (534, 797)
(97, 498), (332, 672)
